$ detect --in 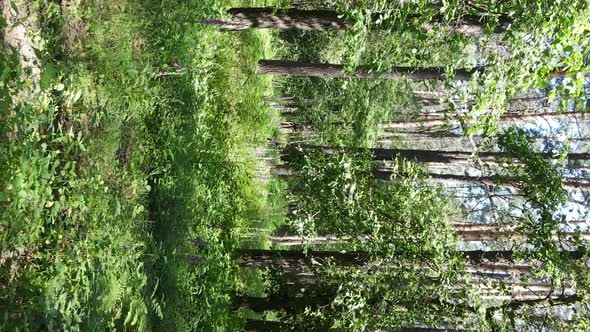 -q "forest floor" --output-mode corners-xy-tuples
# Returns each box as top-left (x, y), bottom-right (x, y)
(1, 0), (284, 330)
